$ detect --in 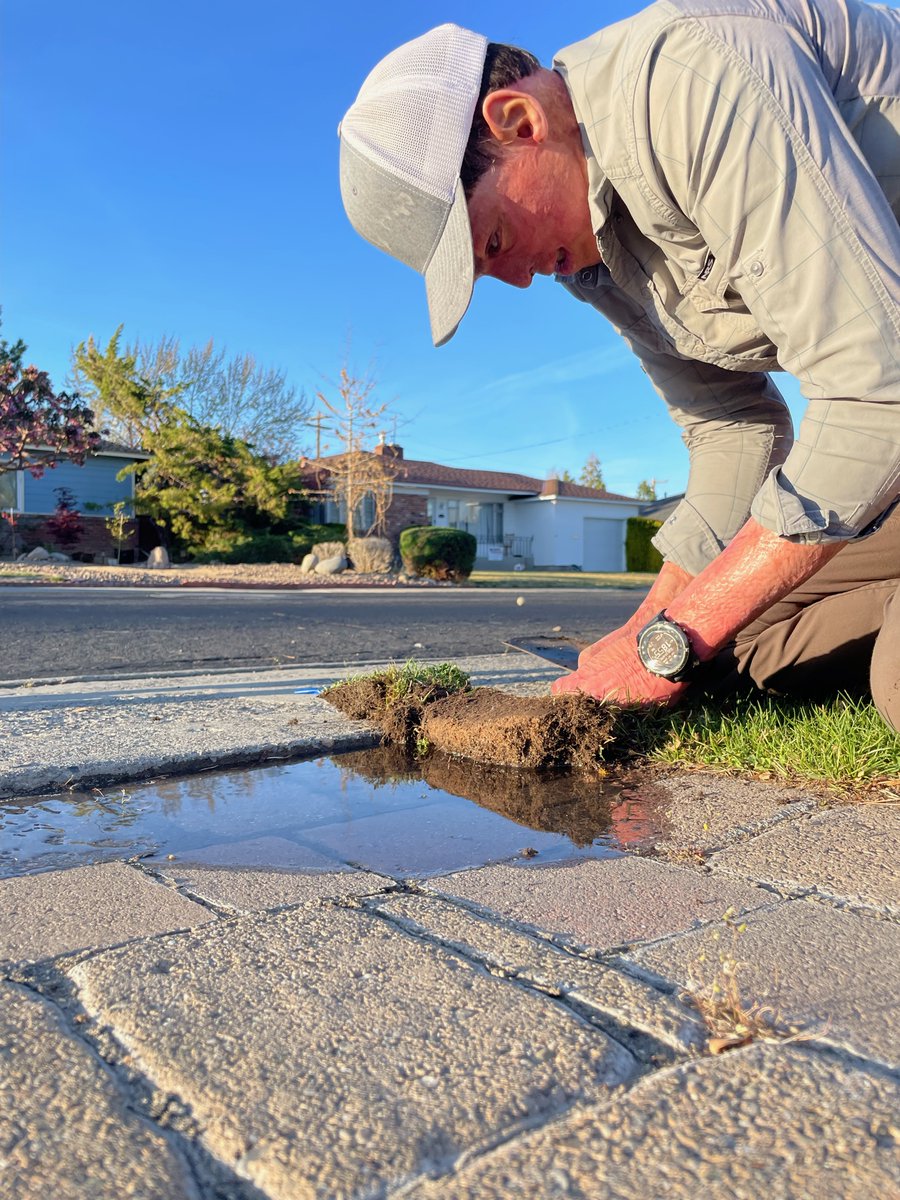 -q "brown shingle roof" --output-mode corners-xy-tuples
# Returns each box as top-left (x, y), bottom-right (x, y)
(302, 452), (635, 502)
